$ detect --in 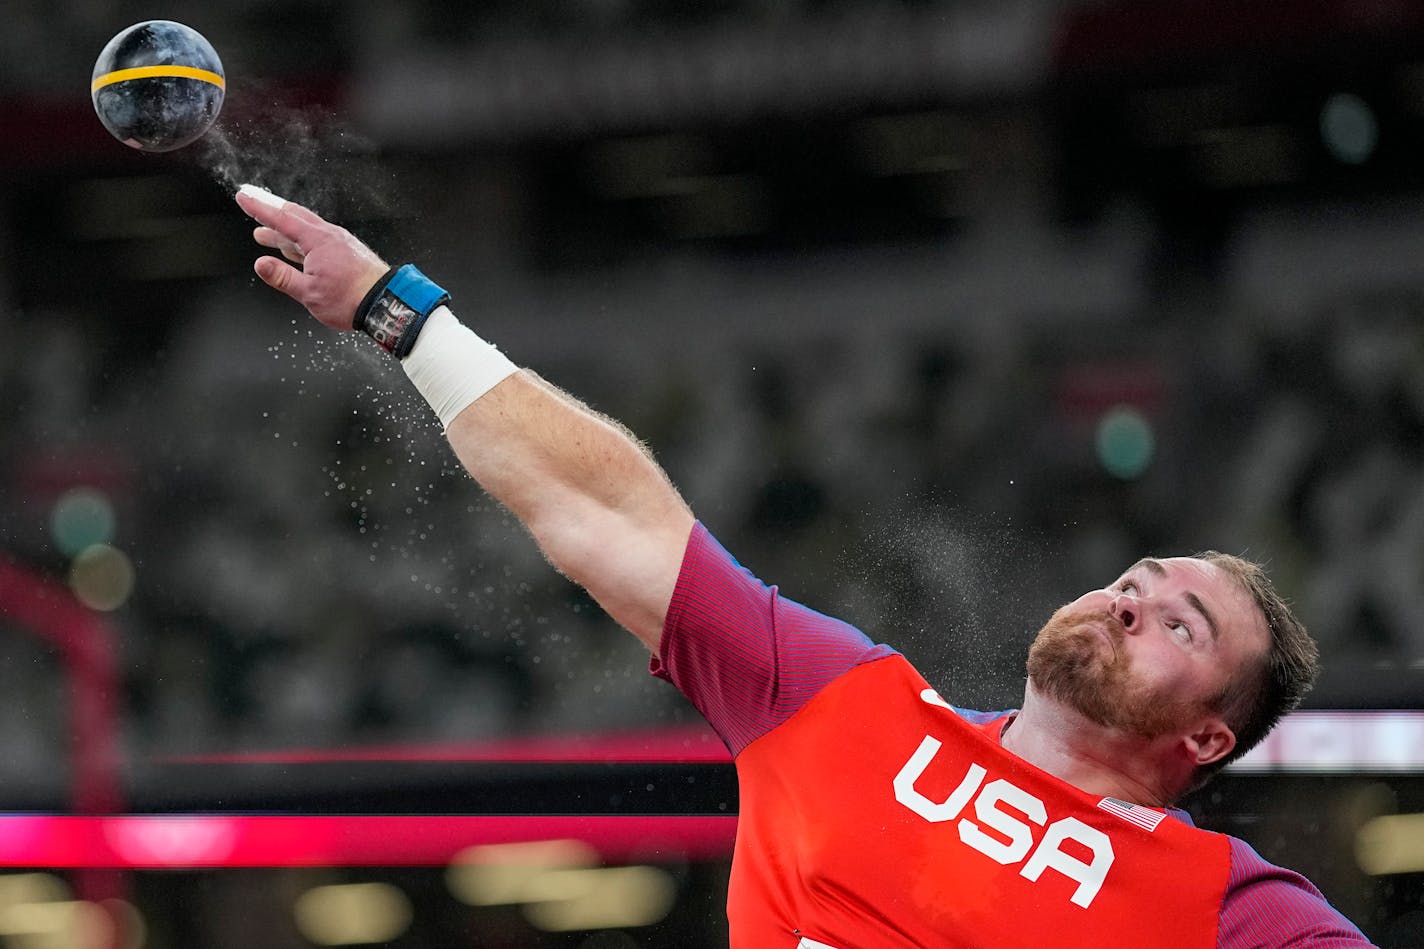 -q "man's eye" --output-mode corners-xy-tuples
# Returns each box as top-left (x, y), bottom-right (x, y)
(1116, 581), (1138, 593)
(1170, 621), (1193, 642)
